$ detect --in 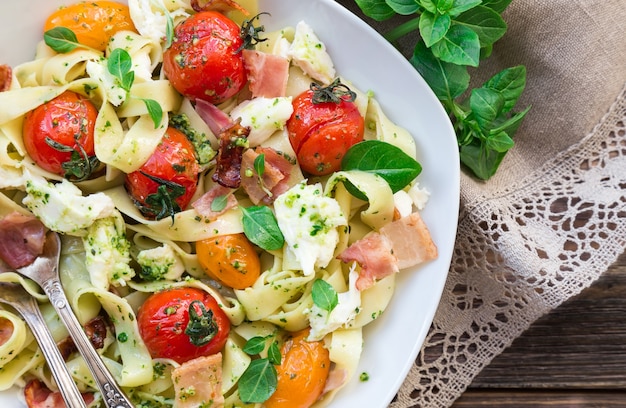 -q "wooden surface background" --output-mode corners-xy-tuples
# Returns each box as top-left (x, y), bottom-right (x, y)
(451, 250), (626, 407)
